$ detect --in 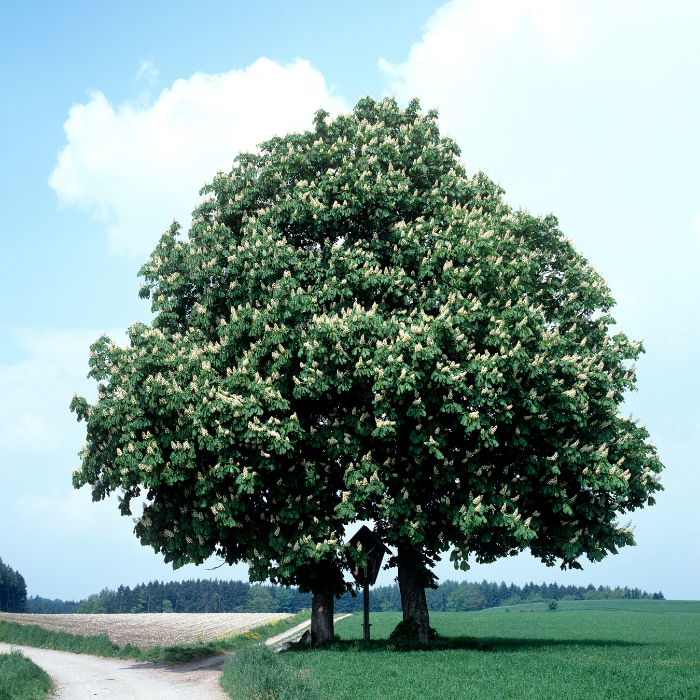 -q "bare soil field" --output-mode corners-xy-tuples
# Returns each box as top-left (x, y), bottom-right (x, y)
(0, 612), (292, 648)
